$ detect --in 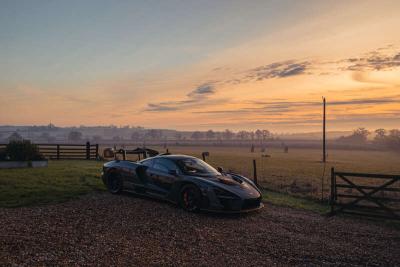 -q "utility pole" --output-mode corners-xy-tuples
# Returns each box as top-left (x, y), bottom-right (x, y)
(322, 97), (326, 163)
(321, 97), (327, 201)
